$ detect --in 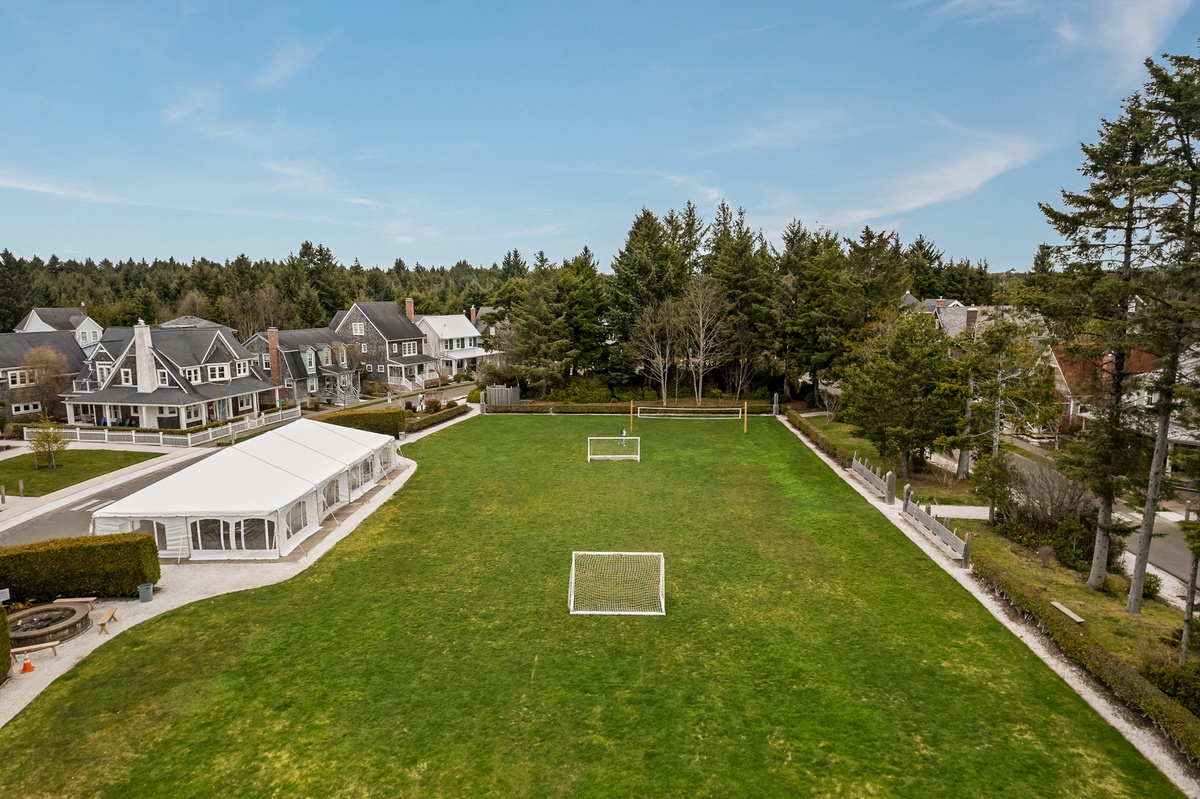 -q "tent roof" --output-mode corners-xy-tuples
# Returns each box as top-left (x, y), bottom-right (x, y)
(93, 419), (393, 520)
